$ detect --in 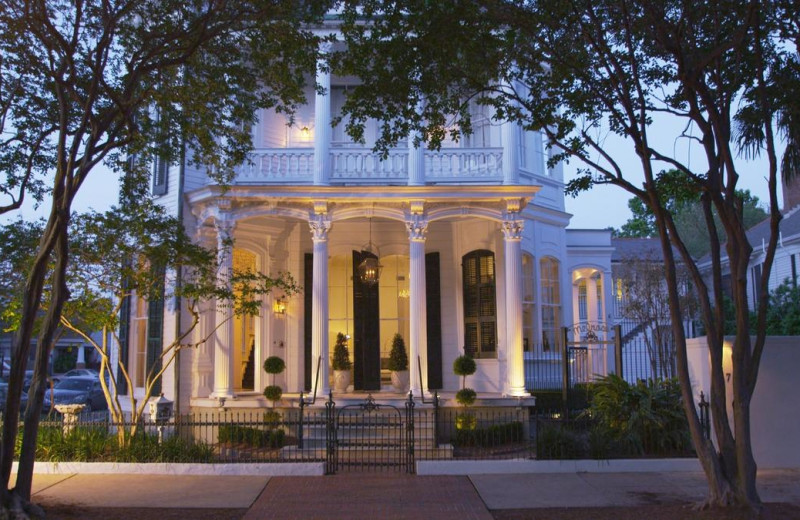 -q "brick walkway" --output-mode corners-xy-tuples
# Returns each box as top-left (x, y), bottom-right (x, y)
(244, 474), (494, 520)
